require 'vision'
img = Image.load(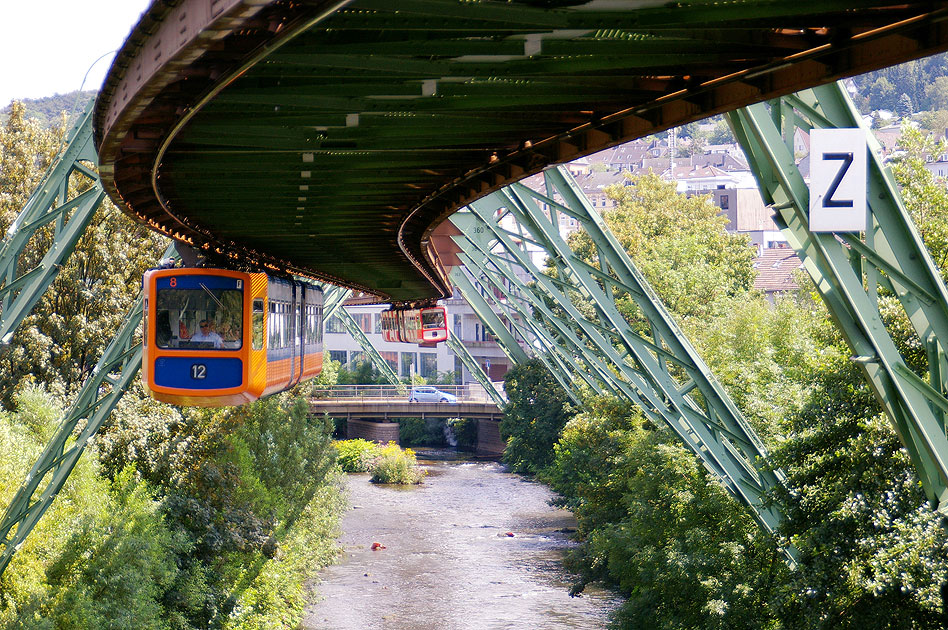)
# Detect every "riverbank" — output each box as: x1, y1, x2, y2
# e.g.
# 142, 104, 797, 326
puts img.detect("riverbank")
302, 454, 619, 630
